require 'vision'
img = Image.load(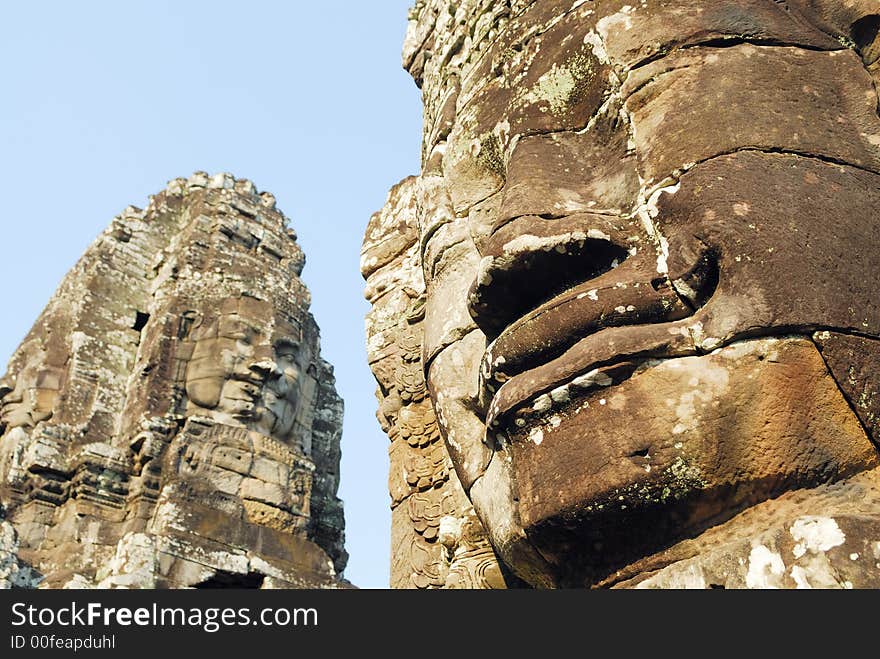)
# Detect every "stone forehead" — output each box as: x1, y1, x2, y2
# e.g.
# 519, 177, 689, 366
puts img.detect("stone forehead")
189, 306, 309, 348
